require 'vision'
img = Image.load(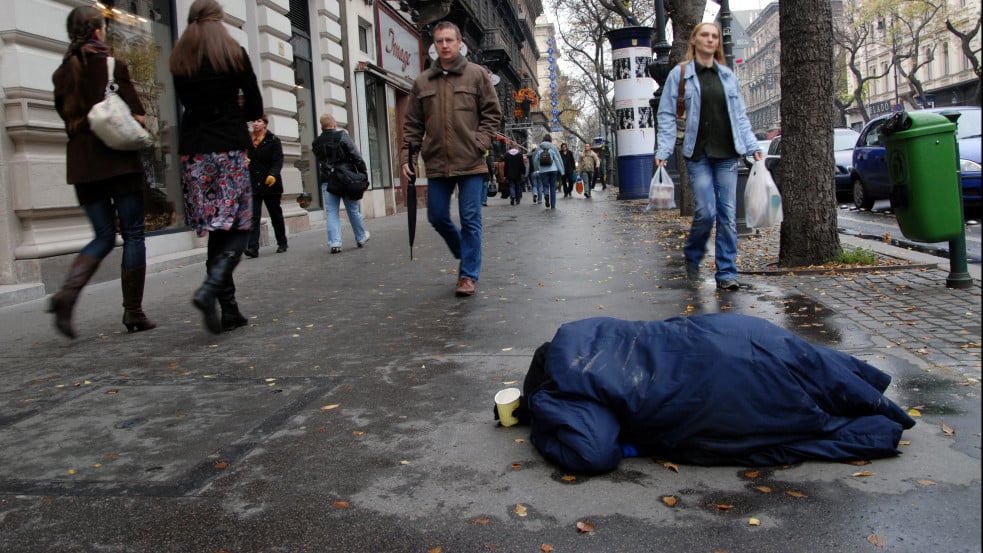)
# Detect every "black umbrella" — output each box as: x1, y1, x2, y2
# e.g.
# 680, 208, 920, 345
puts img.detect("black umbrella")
406, 142, 420, 260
